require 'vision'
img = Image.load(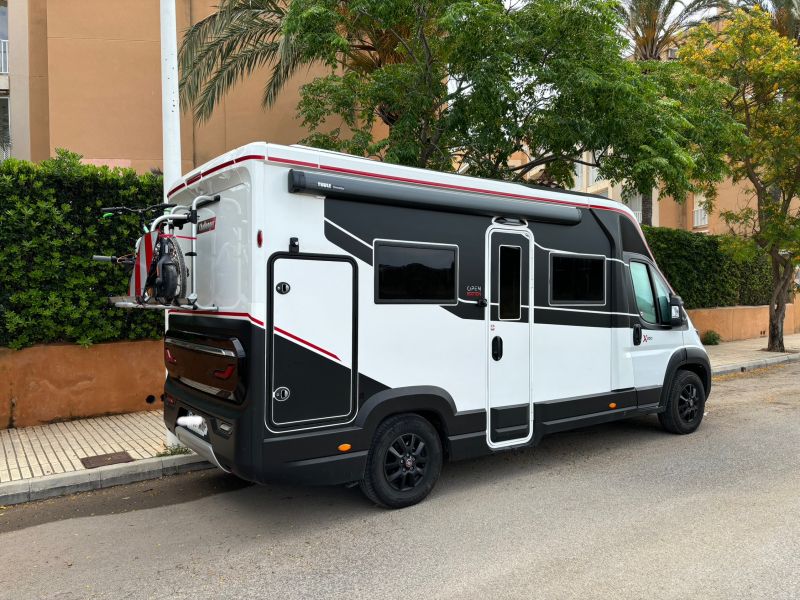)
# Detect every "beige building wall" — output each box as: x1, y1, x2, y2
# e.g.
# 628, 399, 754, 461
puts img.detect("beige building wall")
9, 0, 326, 175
